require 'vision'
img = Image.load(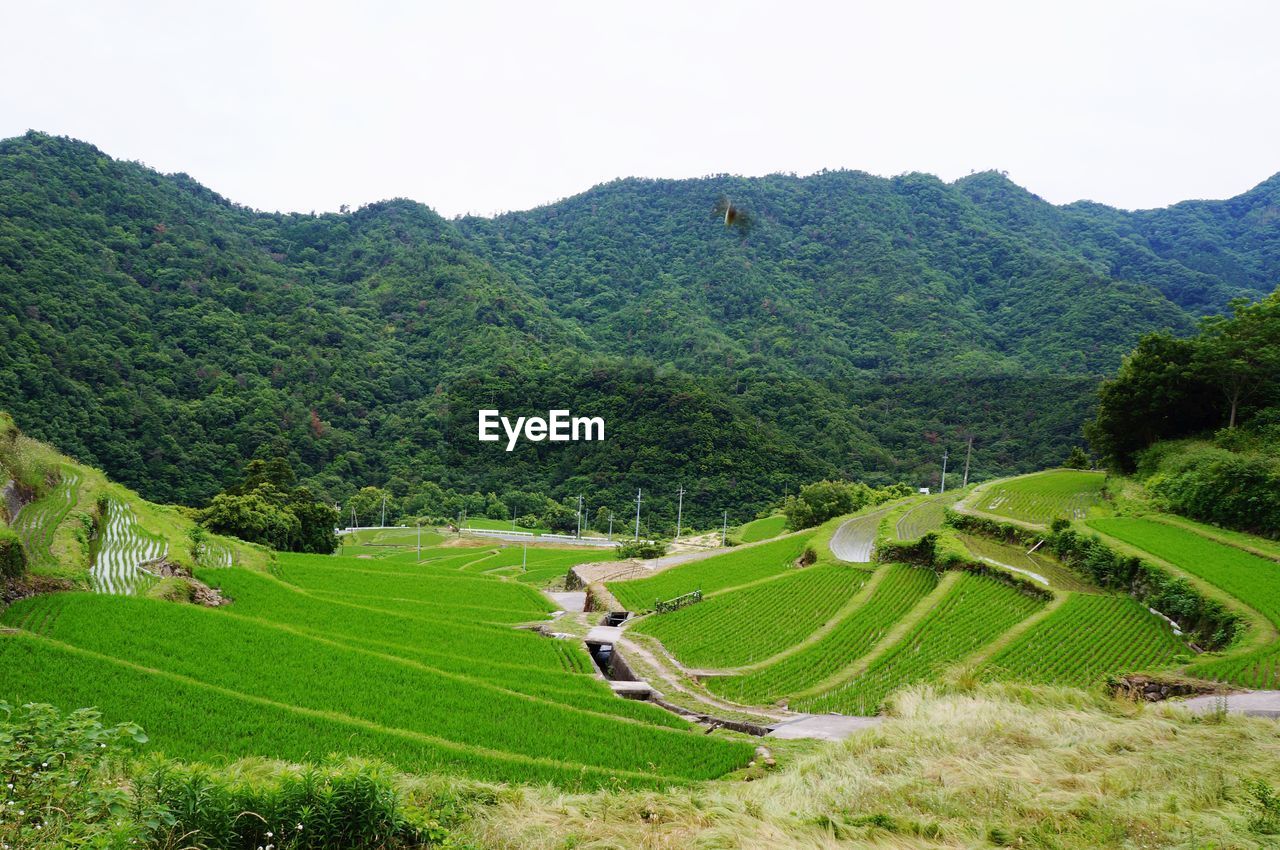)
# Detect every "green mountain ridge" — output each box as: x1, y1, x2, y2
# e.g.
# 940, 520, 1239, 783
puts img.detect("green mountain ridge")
1, 130, 1276, 525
